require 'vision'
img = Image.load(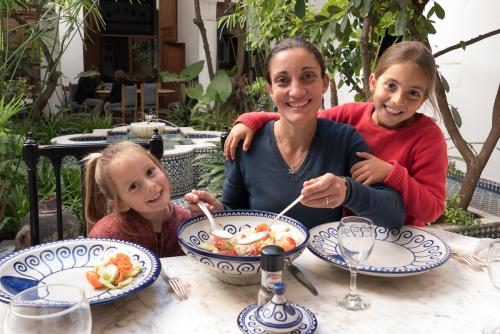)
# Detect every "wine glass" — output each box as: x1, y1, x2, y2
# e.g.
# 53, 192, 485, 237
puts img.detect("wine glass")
336, 216, 375, 311
483, 239, 500, 334
3, 284, 92, 334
